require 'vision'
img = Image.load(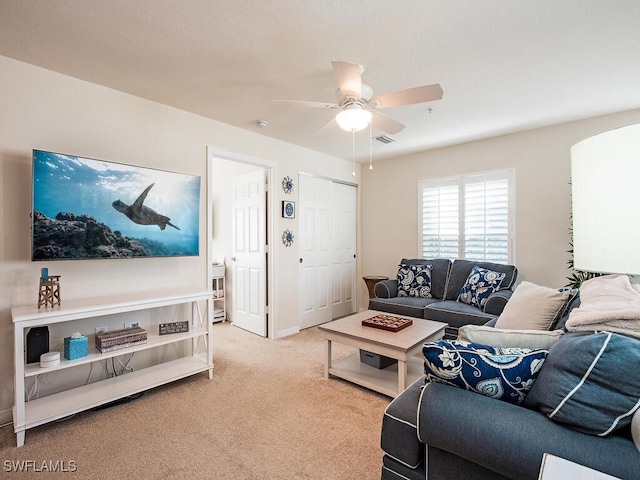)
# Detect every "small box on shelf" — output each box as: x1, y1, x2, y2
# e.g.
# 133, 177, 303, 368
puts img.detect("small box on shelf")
359, 349, 397, 369
95, 327, 147, 353
63, 335, 88, 360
